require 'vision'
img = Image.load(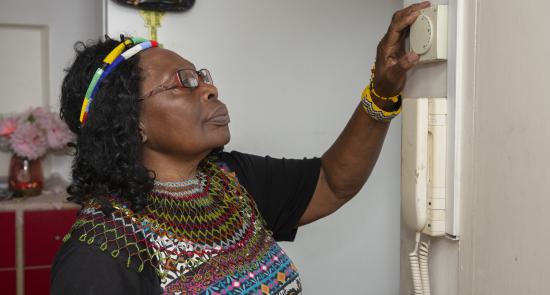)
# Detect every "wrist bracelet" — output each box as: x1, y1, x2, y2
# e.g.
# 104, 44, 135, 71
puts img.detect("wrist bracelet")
360, 84, 401, 122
